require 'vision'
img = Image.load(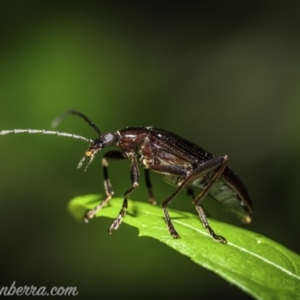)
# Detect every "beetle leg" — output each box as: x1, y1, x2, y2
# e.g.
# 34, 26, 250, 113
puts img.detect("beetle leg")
191, 155, 228, 205
187, 188, 211, 217
156, 156, 228, 242
108, 156, 140, 234
161, 185, 187, 238
195, 205, 227, 244
146, 164, 188, 238
84, 150, 125, 222
188, 155, 228, 243
145, 169, 157, 205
